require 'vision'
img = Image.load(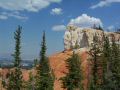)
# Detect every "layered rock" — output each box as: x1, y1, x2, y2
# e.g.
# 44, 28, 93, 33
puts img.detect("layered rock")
64, 25, 120, 50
